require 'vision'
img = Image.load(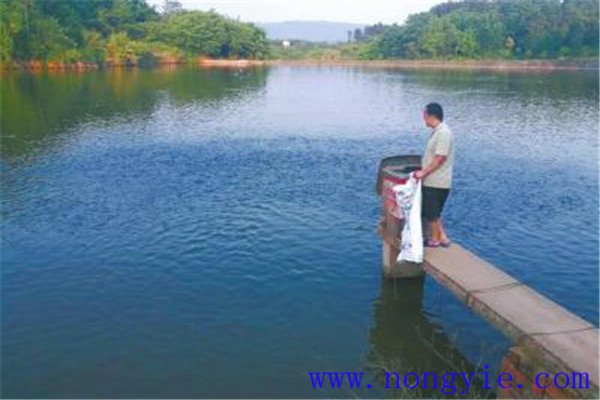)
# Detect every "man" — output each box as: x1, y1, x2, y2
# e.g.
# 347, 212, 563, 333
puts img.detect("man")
414, 103, 455, 248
